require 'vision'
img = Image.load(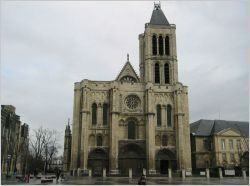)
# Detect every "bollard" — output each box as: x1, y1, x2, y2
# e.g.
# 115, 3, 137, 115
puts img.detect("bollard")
206, 168, 210, 178
73, 169, 76, 176
129, 168, 132, 179
168, 168, 172, 179
88, 169, 92, 177
77, 168, 81, 176
182, 169, 185, 179
103, 168, 106, 178
143, 168, 146, 177
219, 168, 223, 179
242, 170, 246, 179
